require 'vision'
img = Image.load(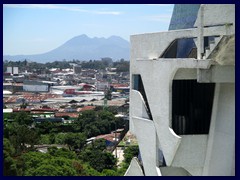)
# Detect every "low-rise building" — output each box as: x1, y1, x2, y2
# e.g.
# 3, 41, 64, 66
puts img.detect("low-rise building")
23, 80, 49, 92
